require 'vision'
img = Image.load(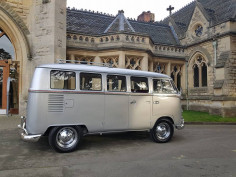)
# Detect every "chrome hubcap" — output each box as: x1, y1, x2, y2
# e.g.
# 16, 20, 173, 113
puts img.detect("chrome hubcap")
156, 123, 170, 140
56, 127, 78, 148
